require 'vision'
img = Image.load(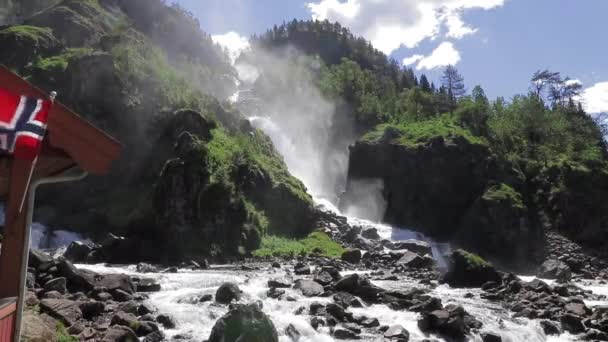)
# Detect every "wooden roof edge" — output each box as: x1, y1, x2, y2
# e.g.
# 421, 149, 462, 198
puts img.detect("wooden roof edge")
0, 65, 122, 175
